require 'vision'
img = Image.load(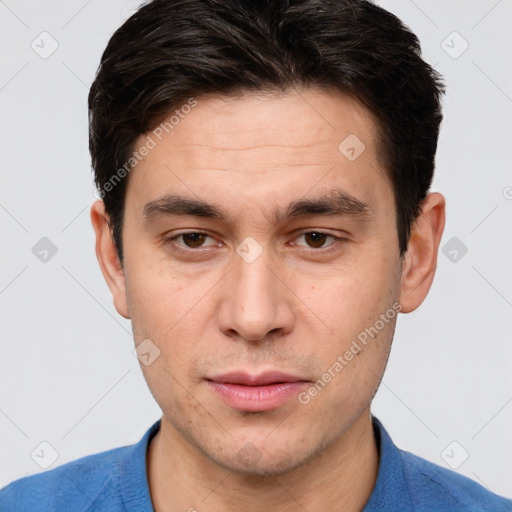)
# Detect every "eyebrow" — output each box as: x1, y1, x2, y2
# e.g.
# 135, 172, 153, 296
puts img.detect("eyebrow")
142, 188, 373, 225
